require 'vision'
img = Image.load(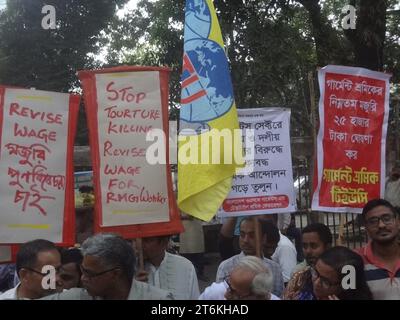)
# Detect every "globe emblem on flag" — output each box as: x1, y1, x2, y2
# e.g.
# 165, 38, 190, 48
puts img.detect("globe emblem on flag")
184, 0, 211, 39
180, 39, 234, 135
